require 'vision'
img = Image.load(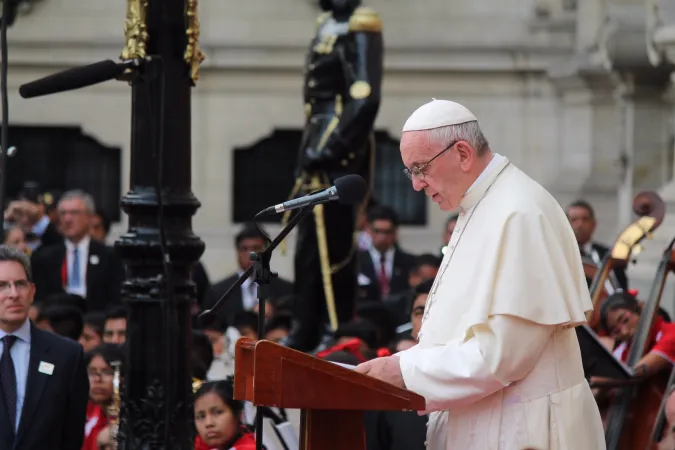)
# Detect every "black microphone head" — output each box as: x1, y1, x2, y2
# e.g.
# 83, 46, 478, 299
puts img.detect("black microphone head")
198, 309, 218, 326
19, 60, 125, 99
334, 174, 367, 205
